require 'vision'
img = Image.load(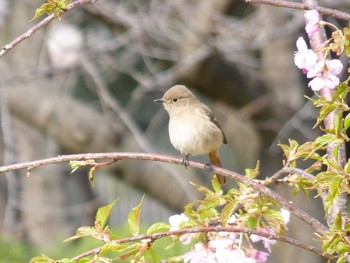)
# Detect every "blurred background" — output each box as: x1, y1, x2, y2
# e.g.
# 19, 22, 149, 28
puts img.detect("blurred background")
0, 0, 349, 261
